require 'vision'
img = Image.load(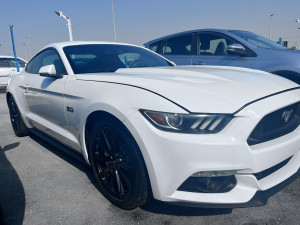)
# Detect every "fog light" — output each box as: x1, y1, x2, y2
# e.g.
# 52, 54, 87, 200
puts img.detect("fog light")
192, 170, 238, 177
178, 175, 237, 193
